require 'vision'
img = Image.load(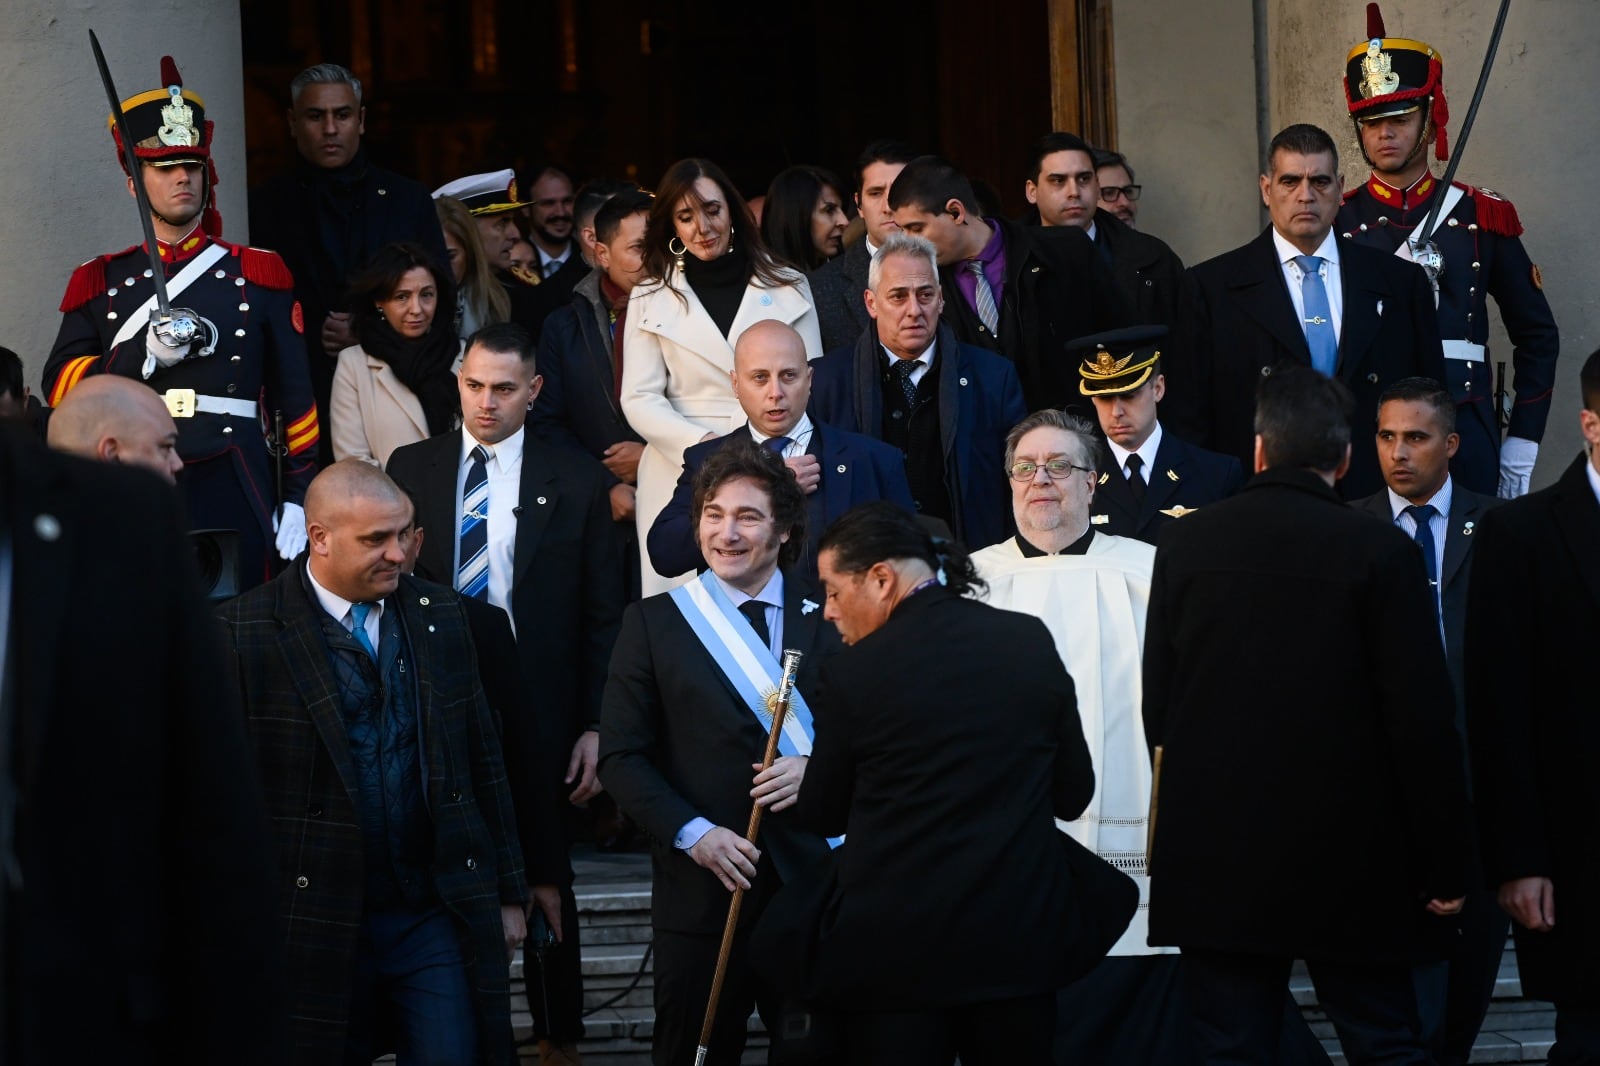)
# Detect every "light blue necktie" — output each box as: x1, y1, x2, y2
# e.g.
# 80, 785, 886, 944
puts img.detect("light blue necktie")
1294, 255, 1338, 376
348, 602, 377, 659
